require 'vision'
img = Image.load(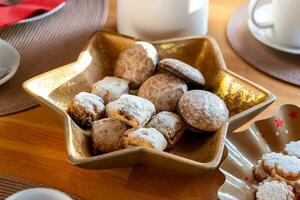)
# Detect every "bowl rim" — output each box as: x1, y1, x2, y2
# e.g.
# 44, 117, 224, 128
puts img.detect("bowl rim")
23, 30, 276, 171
